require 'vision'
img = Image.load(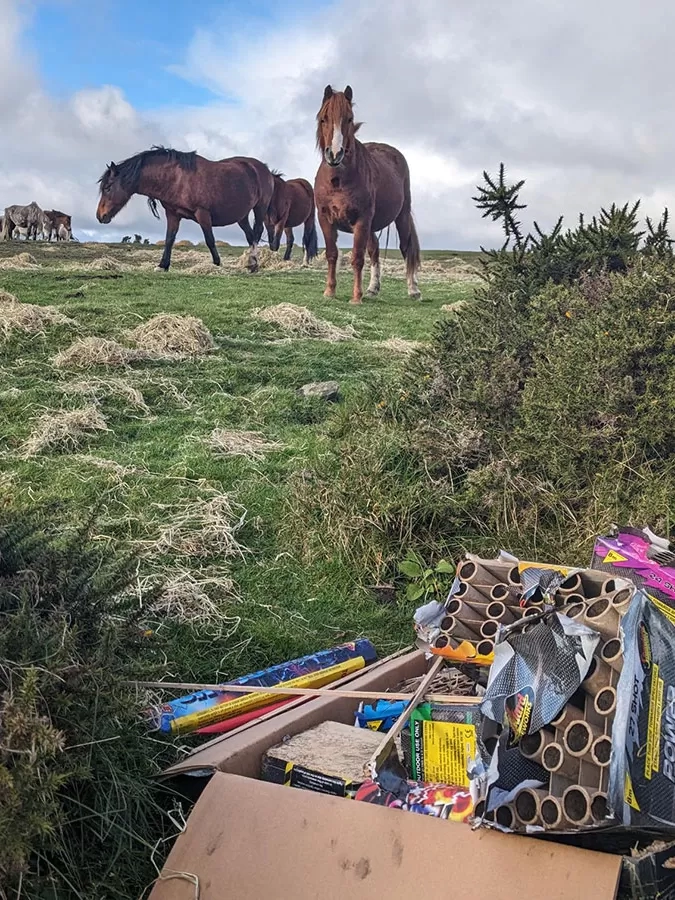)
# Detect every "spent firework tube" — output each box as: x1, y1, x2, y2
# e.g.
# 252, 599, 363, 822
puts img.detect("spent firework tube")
150, 639, 377, 734
196, 699, 293, 735
355, 699, 410, 732
169, 656, 368, 735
